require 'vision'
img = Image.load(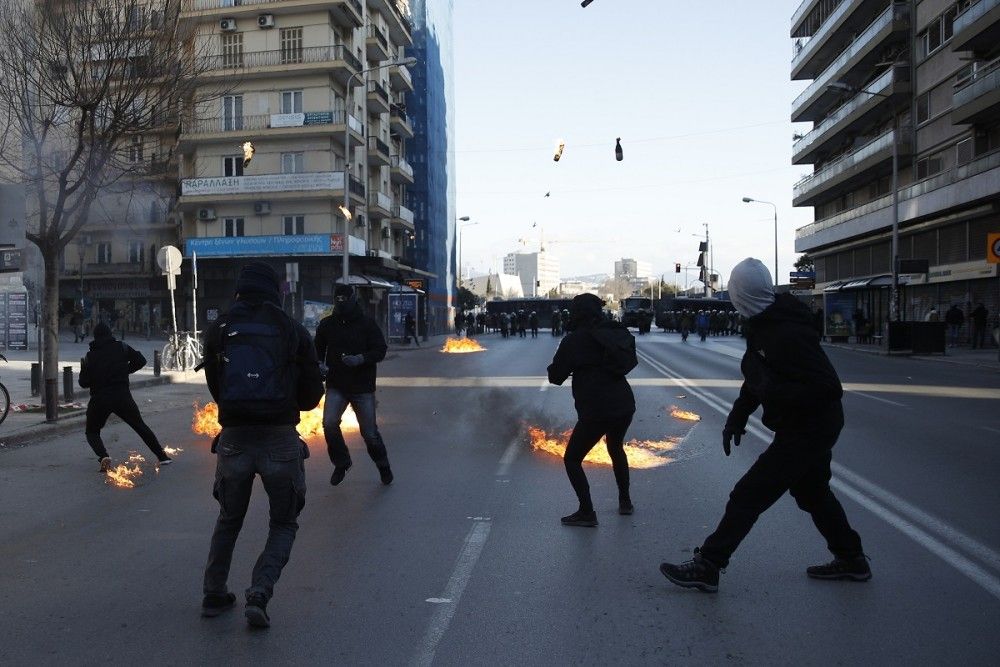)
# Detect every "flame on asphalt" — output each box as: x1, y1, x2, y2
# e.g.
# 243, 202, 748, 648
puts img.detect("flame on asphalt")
192, 397, 359, 439
106, 452, 146, 489
440, 337, 486, 353
669, 406, 701, 421
526, 426, 678, 469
